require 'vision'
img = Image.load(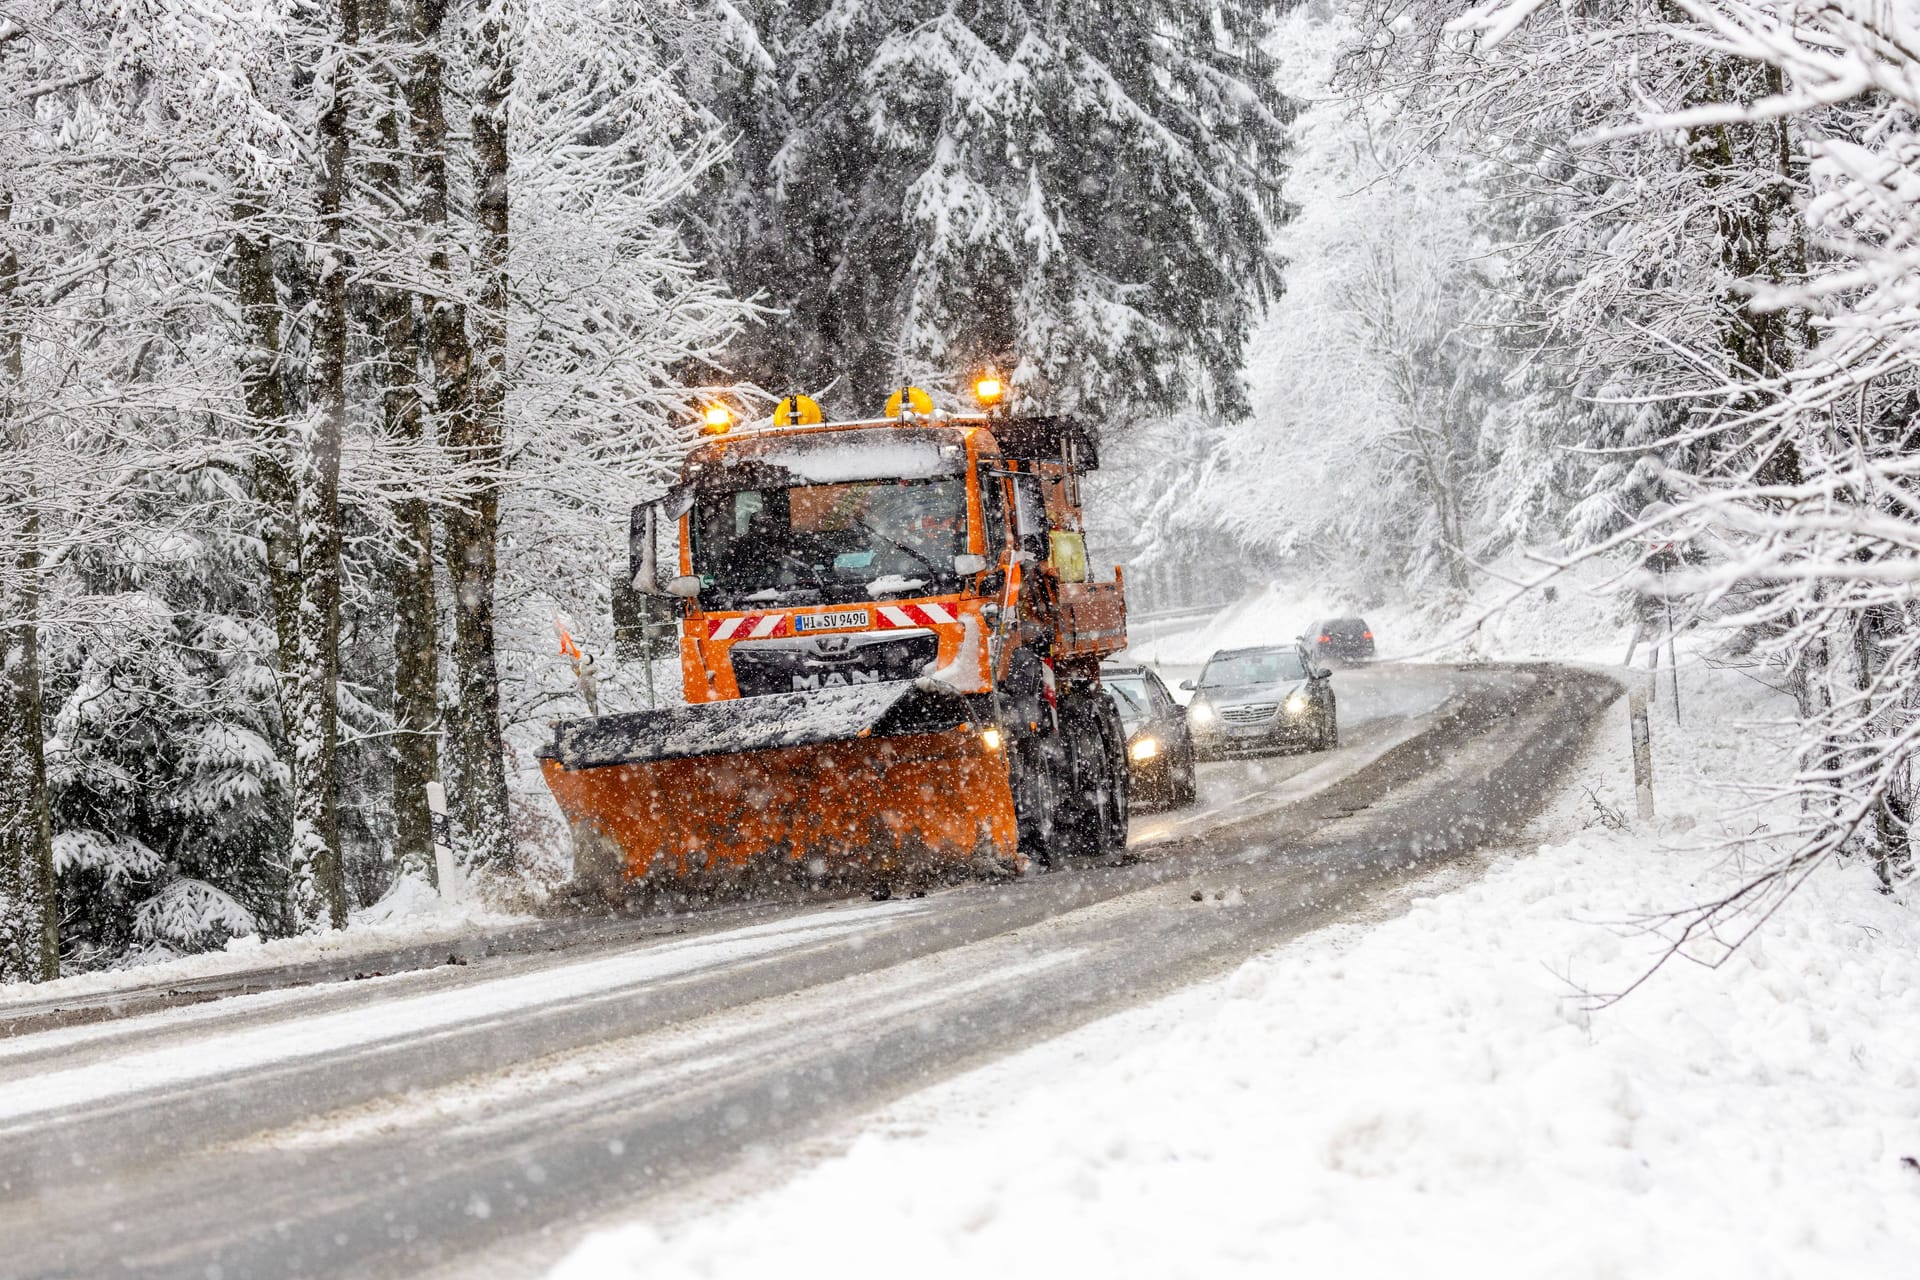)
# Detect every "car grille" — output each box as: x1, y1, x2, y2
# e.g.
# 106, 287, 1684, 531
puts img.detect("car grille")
1219, 702, 1278, 726
729, 630, 938, 698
